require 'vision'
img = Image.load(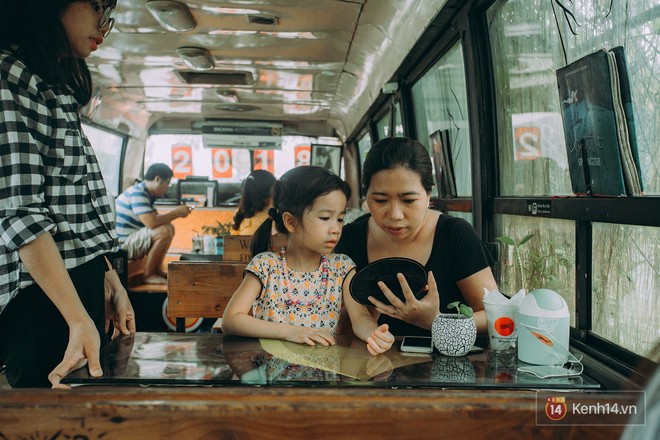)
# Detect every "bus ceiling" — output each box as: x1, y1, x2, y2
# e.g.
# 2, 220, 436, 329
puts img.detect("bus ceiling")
82, 0, 444, 140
